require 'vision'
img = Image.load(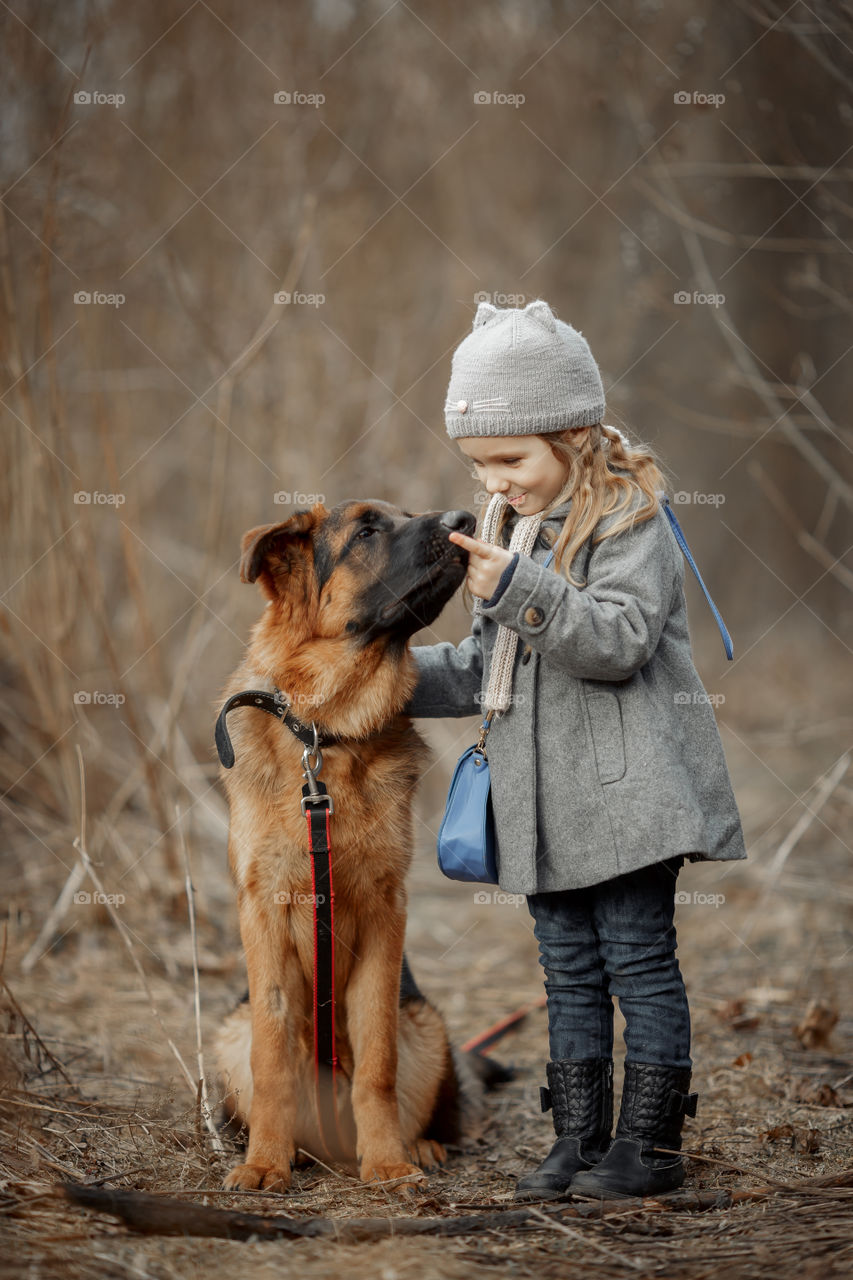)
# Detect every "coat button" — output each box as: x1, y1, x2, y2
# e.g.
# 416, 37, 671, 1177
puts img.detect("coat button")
524, 605, 544, 626
521, 647, 532, 664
